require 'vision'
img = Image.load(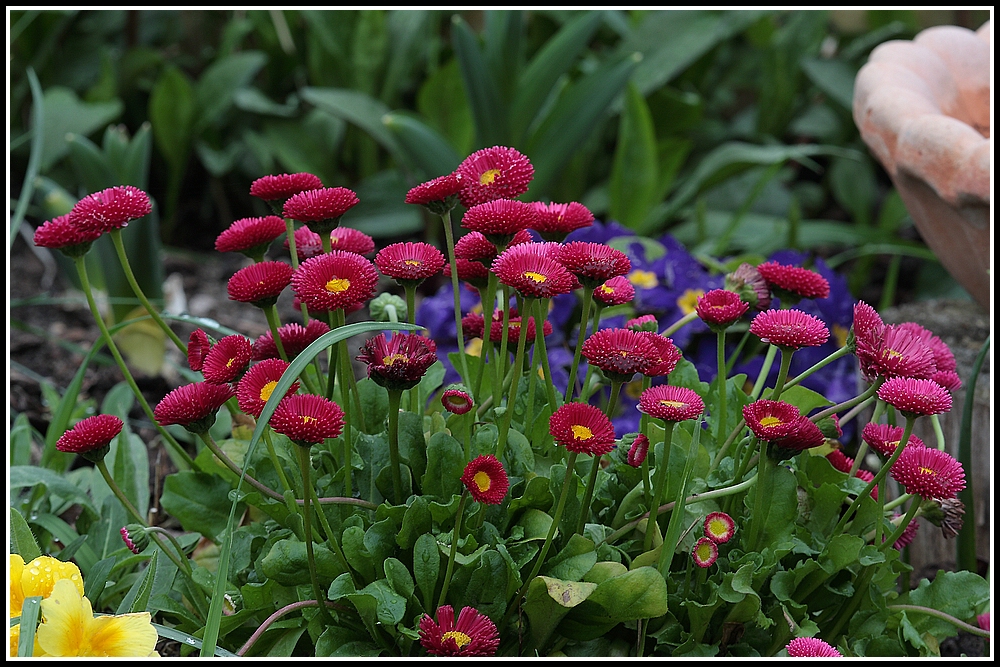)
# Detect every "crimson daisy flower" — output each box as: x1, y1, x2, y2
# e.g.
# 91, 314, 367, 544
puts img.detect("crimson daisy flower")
376, 242, 446, 286
188, 329, 214, 371
592, 276, 635, 306
55, 414, 124, 461
461, 199, 538, 248
931, 369, 962, 393
891, 447, 965, 499
201, 335, 253, 384
331, 226, 376, 255
639, 332, 682, 377
725, 262, 771, 311
852, 300, 885, 382
489, 312, 552, 347
892, 514, 920, 550
816, 413, 842, 440
461, 312, 486, 340
283, 187, 360, 234
443, 257, 491, 289
556, 242, 631, 289
696, 289, 749, 330
756, 260, 830, 303
357, 333, 438, 392
441, 385, 474, 415
291, 251, 379, 312
456, 145, 534, 207
405, 172, 463, 215
454, 231, 500, 265
237, 359, 301, 418
826, 448, 854, 474
530, 201, 594, 241
418, 605, 500, 657
771, 415, 826, 454
749, 309, 829, 350
252, 320, 331, 361
626, 314, 659, 332
897, 321, 957, 372
250, 172, 323, 204
69, 185, 152, 235
785, 637, 842, 657
492, 245, 575, 299
638, 385, 705, 422
871, 325, 937, 380
460, 455, 509, 504
581, 328, 658, 383
742, 400, 800, 441
877, 377, 953, 418
33, 214, 103, 257
692, 537, 718, 568
120, 525, 148, 555
227, 261, 294, 308
270, 394, 345, 447
550, 403, 616, 455
704, 512, 736, 544
154, 382, 236, 434
861, 422, 925, 457
286, 226, 324, 261
627, 433, 649, 467
215, 216, 287, 260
